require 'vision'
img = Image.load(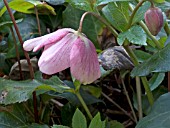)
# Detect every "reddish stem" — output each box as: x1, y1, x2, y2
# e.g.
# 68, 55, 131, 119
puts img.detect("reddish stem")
10, 27, 23, 80
3, 0, 39, 123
